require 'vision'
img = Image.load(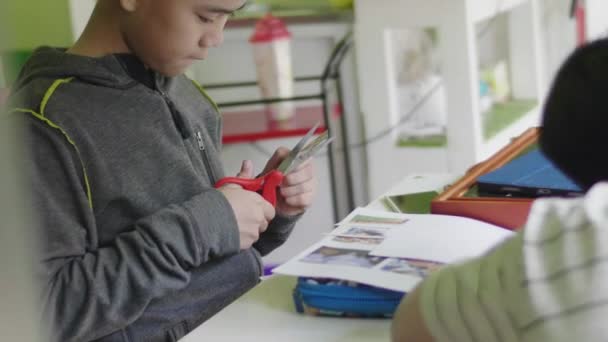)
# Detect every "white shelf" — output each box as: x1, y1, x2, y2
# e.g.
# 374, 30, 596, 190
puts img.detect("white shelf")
470, 0, 531, 23
354, 0, 544, 197
586, 0, 608, 40
481, 105, 541, 161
